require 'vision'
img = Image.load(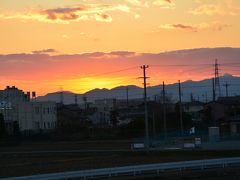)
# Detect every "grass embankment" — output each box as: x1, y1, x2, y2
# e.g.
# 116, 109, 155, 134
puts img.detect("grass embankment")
1, 141, 240, 178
